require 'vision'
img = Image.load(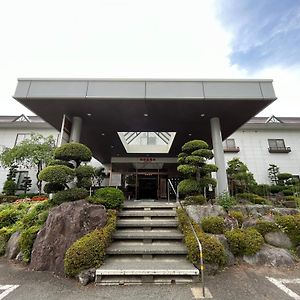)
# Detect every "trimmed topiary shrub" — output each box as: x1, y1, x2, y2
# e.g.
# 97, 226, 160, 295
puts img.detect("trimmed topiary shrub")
43, 183, 65, 194
201, 216, 225, 234
228, 211, 244, 227
182, 140, 209, 153
178, 179, 201, 197
225, 228, 264, 256
236, 193, 266, 204
275, 214, 300, 246
177, 208, 226, 266
254, 220, 280, 236
2, 179, 17, 196
54, 142, 92, 167
191, 149, 214, 159
184, 195, 206, 205
77, 177, 92, 189
177, 165, 197, 176
51, 188, 89, 205
64, 210, 117, 277
93, 187, 125, 209
38, 165, 75, 184
76, 165, 94, 179
47, 159, 75, 168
